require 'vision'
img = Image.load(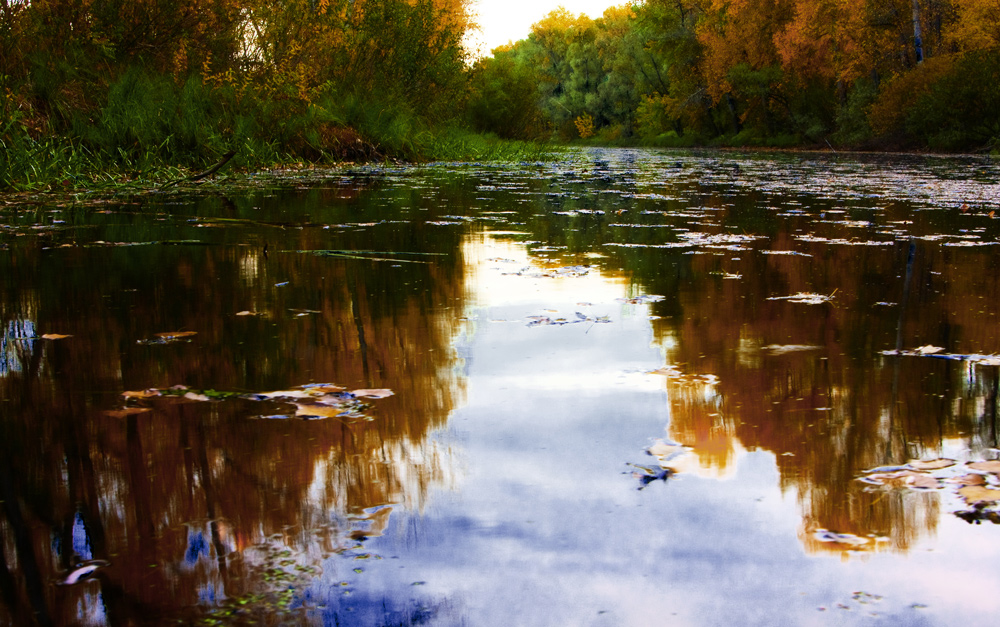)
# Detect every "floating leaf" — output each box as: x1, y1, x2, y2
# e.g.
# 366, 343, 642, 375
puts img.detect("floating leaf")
648, 442, 686, 459
235, 310, 257, 316
908, 458, 956, 471
957, 486, 1000, 504
915, 345, 945, 355
294, 403, 348, 419
813, 529, 871, 546
968, 460, 1000, 474
858, 470, 939, 489
58, 560, 109, 585
351, 389, 394, 399
41, 333, 73, 340
766, 292, 833, 305
122, 389, 161, 399
948, 474, 987, 486
183, 392, 212, 402
617, 294, 664, 305
155, 331, 197, 339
